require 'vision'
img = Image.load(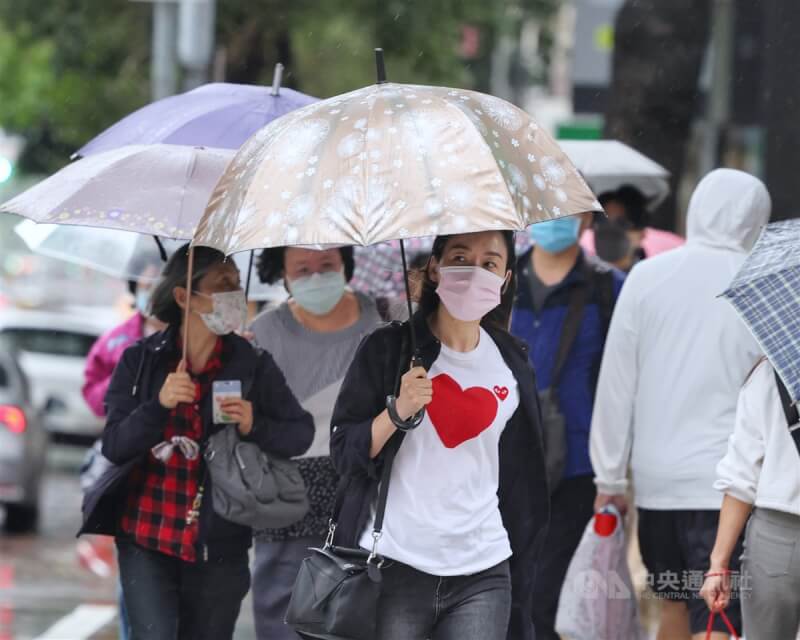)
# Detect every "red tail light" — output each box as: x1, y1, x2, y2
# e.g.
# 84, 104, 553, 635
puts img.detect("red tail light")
0, 405, 26, 434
